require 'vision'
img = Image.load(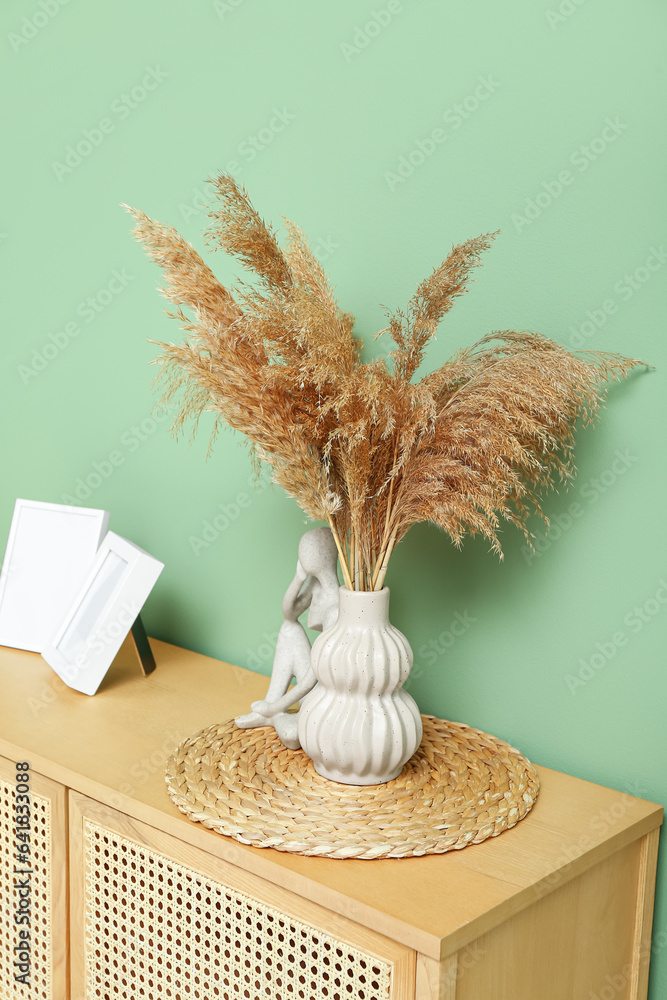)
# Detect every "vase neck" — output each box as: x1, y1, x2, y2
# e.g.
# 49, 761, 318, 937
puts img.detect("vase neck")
337, 587, 391, 627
